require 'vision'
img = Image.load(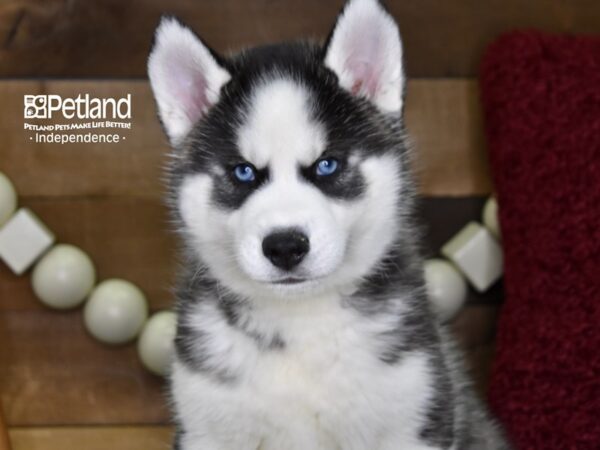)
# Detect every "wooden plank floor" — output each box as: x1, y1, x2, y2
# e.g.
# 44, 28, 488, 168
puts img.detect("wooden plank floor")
0, 78, 502, 447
